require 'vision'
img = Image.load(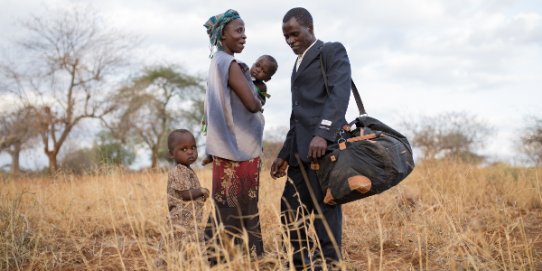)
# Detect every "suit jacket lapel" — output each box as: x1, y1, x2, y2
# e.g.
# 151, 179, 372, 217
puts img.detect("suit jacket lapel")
291, 40, 324, 84
291, 62, 296, 85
